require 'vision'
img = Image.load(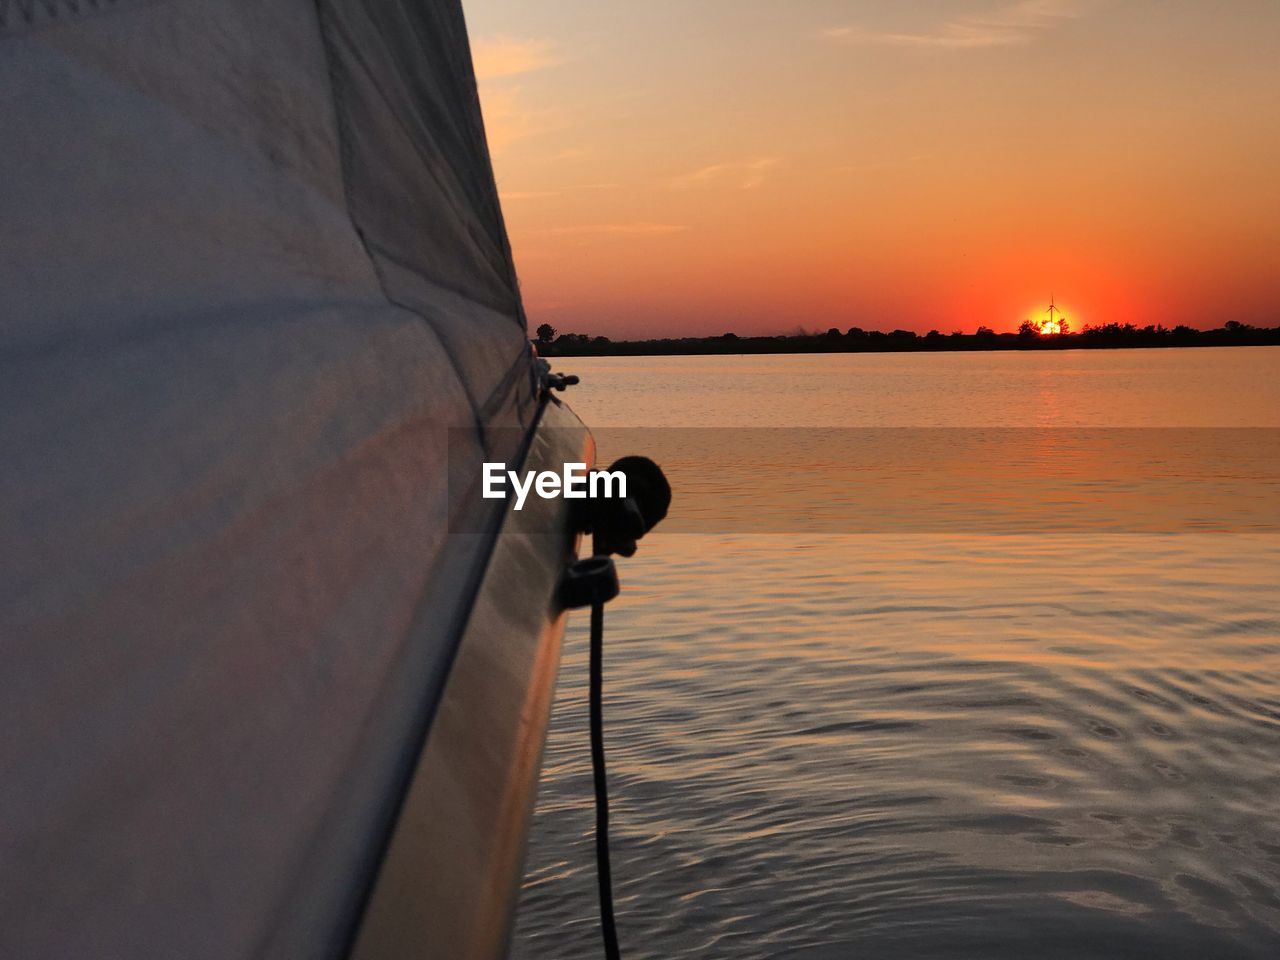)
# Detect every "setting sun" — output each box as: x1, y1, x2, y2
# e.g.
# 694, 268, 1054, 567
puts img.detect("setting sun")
1027, 296, 1072, 335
